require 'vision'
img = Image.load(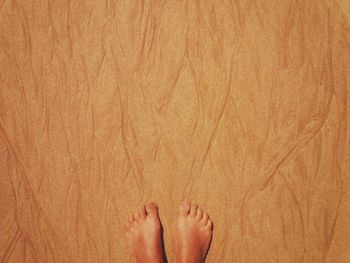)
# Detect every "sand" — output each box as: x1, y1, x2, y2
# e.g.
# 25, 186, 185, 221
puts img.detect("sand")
0, 0, 350, 262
